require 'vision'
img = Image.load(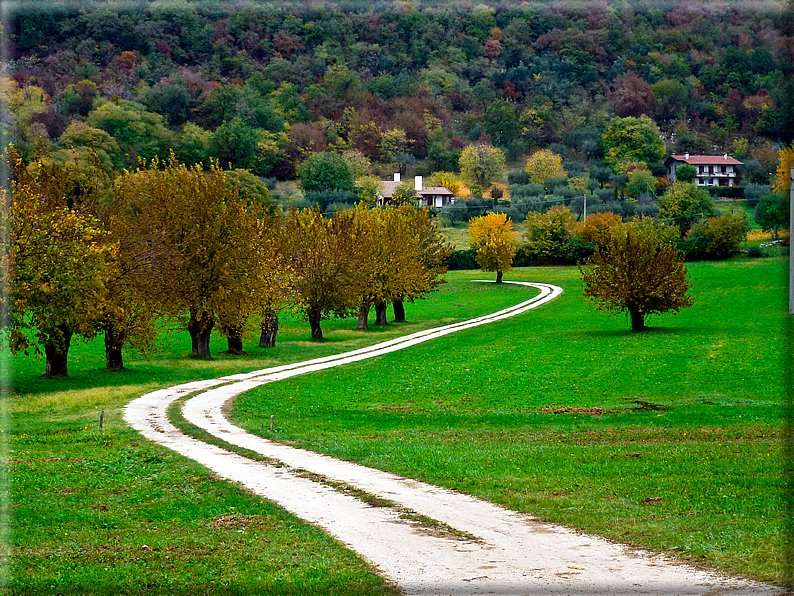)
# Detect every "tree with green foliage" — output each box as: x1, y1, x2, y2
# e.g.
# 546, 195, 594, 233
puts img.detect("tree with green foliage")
675, 164, 696, 183
459, 143, 506, 187
657, 181, 716, 234
625, 168, 656, 199
602, 115, 665, 173
754, 192, 789, 240
208, 117, 259, 170
580, 218, 693, 332
298, 151, 355, 194
482, 100, 519, 145
468, 212, 516, 283
523, 206, 578, 262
